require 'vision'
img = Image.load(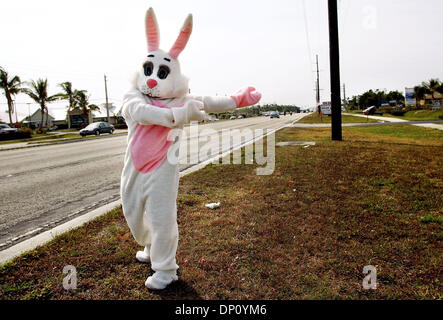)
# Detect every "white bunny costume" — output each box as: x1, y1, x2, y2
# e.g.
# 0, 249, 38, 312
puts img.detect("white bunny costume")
121, 8, 261, 290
